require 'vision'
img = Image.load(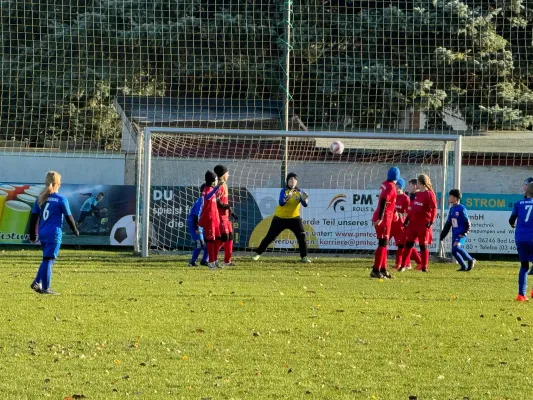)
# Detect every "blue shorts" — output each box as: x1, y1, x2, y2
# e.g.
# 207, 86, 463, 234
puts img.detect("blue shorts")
516, 241, 533, 262
41, 242, 61, 259
452, 236, 467, 246
189, 225, 204, 242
